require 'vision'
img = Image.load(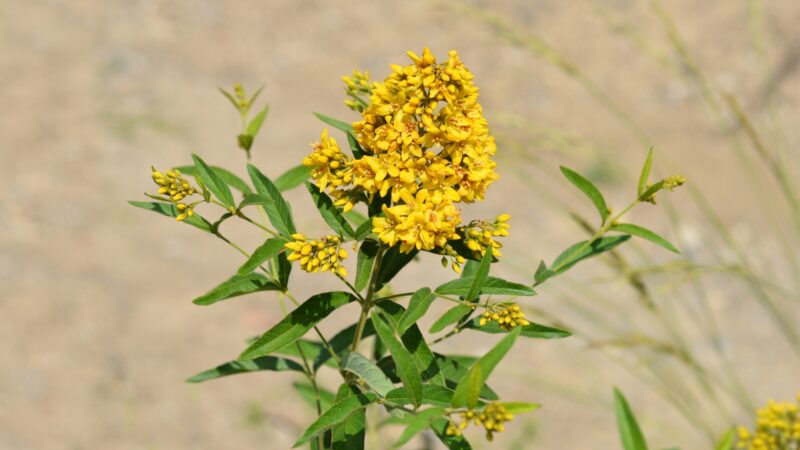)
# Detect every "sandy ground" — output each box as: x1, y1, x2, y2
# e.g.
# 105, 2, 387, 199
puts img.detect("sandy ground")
2, 0, 800, 449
